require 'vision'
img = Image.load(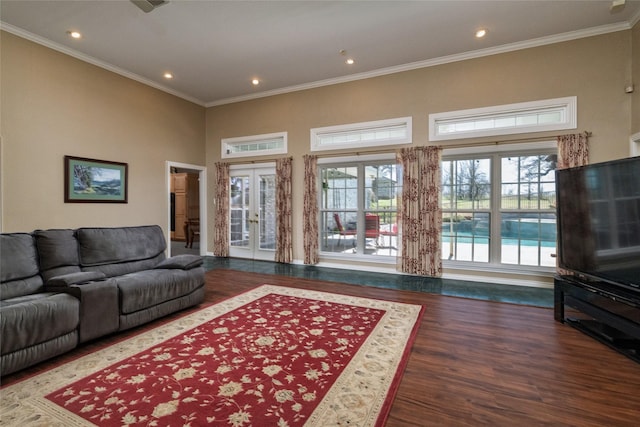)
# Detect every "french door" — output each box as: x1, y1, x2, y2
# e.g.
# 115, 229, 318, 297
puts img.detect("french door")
229, 166, 277, 260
